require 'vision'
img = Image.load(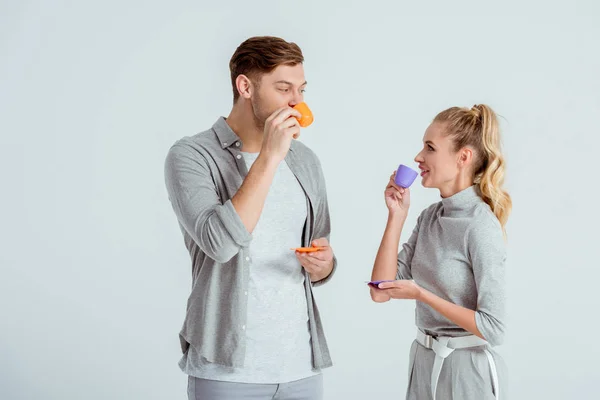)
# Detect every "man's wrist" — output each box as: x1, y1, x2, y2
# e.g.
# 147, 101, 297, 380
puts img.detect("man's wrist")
256, 152, 280, 172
